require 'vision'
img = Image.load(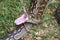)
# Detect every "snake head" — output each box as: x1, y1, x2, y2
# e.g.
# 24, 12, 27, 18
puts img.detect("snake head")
14, 6, 28, 25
